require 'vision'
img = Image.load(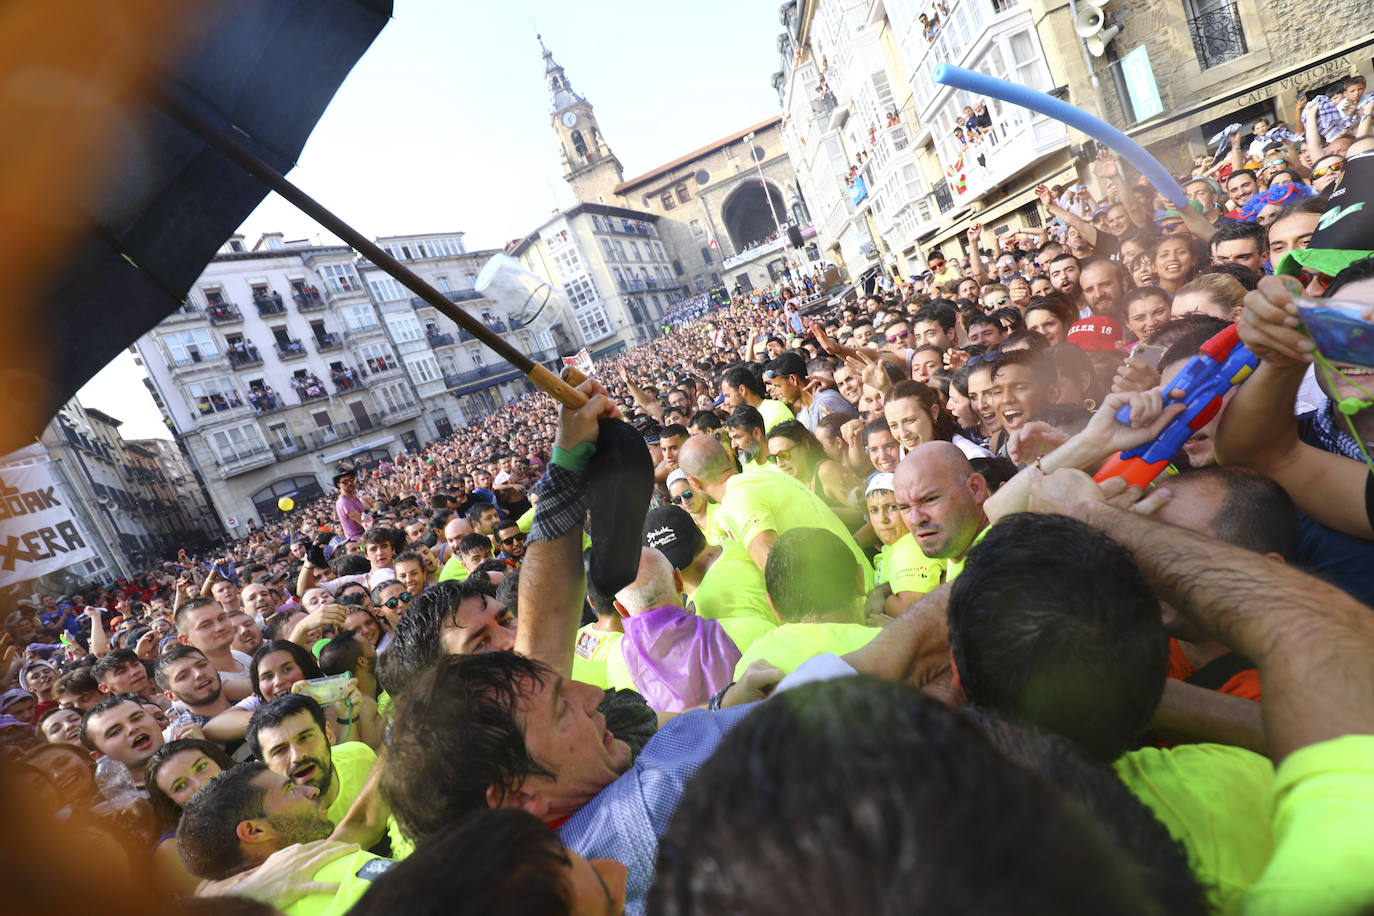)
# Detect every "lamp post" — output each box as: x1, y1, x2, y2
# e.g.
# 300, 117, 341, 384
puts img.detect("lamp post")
743, 131, 793, 287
